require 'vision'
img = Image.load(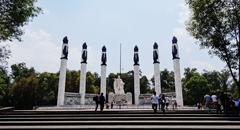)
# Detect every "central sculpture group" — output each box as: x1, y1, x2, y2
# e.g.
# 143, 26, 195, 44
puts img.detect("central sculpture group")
57, 36, 183, 107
